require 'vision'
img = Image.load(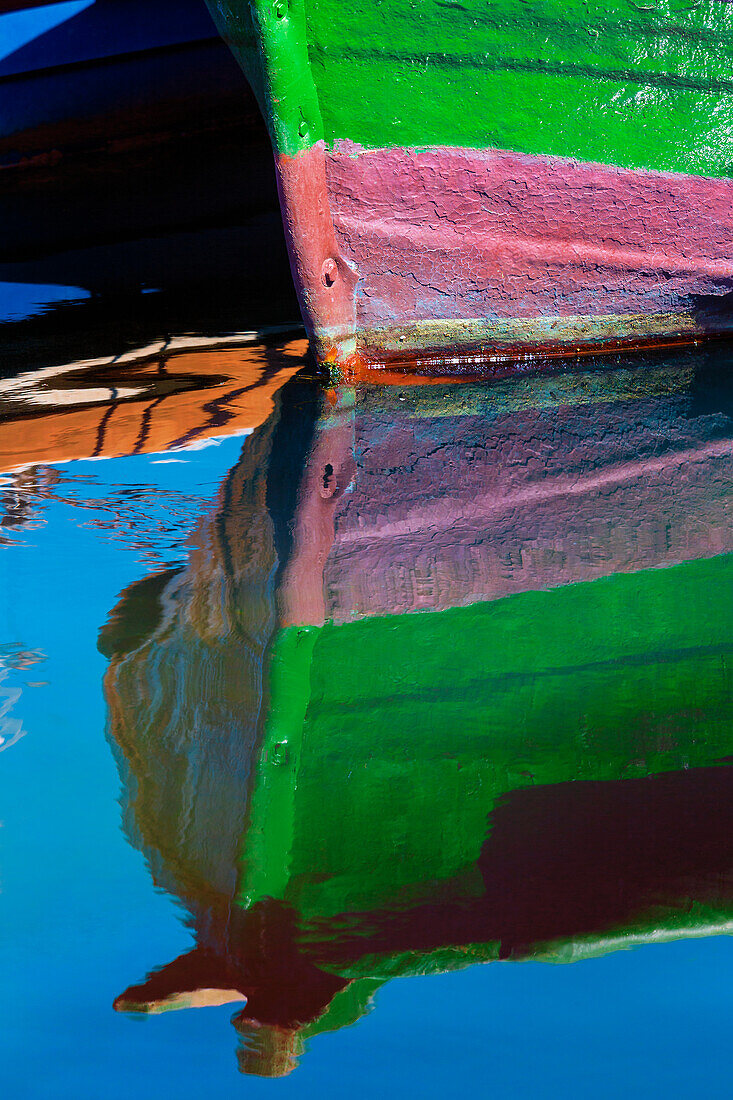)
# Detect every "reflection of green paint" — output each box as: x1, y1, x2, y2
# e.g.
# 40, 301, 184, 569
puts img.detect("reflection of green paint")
333, 907, 733, 982
237, 625, 317, 906
211, 0, 733, 175
300, 978, 385, 1041
238, 552, 733, 928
